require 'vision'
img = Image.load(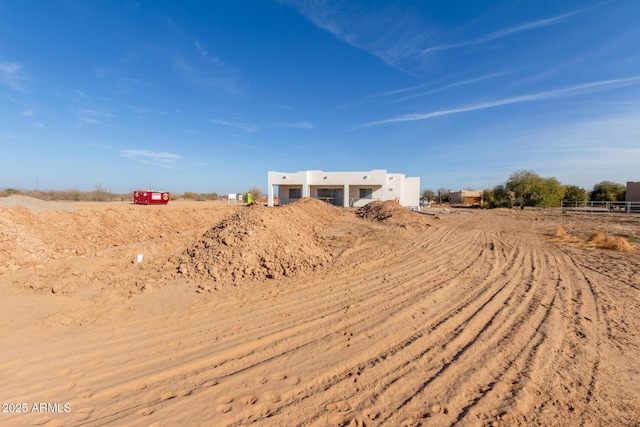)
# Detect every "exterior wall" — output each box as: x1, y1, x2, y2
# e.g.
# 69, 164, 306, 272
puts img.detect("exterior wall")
402, 177, 420, 208
386, 173, 403, 203
449, 191, 461, 204
450, 190, 484, 205
278, 185, 303, 205
267, 170, 420, 208
626, 182, 640, 202
348, 185, 383, 207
